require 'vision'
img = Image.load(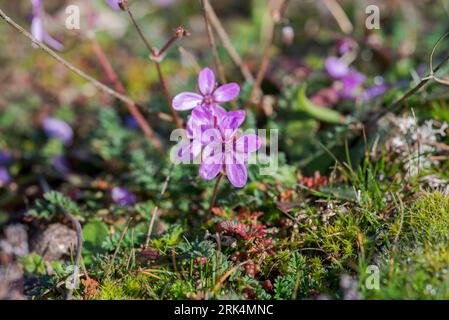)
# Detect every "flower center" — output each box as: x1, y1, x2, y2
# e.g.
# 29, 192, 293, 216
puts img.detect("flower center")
202, 95, 214, 106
